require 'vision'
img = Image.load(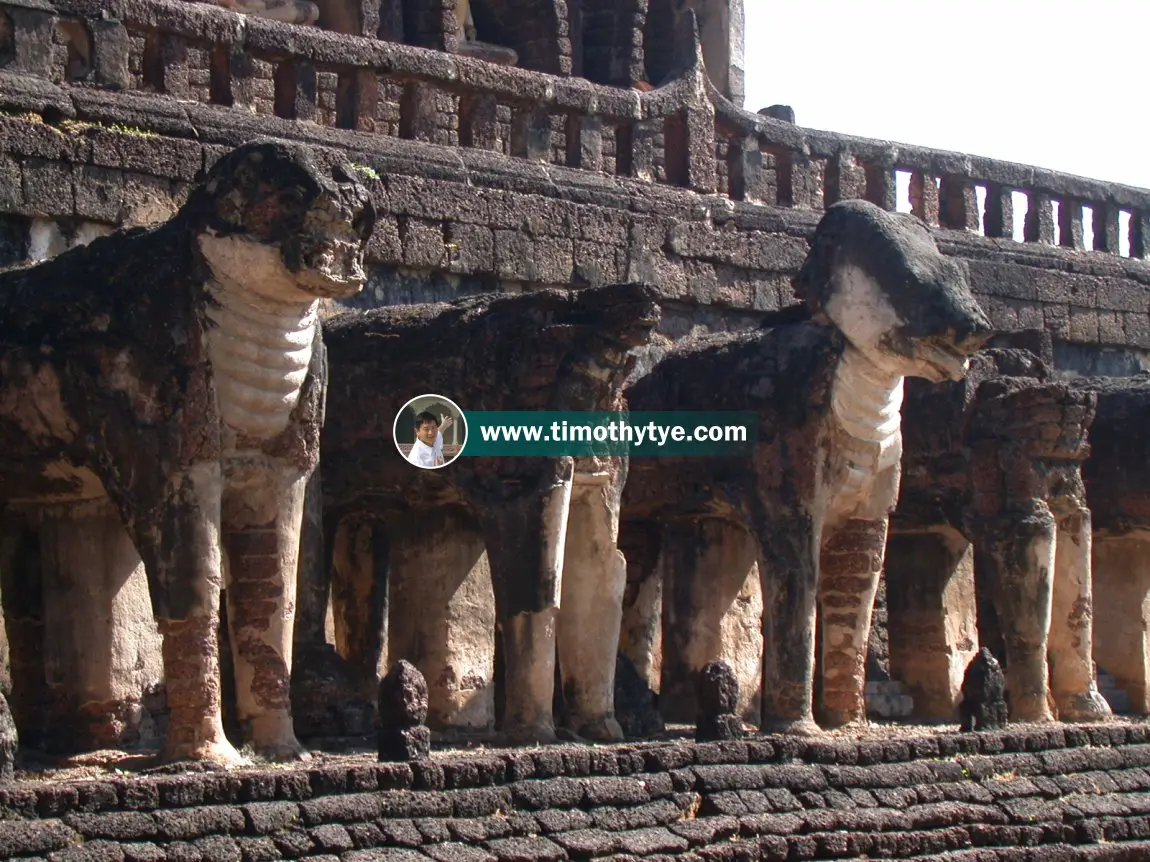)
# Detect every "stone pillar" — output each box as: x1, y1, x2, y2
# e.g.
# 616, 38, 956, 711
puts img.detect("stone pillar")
1092, 533, 1150, 713
291, 470, 374, 740
618, 522, 663, 693
387, 508, 495, 735
885, 527, 979, 721
1049, 506, 1108, 719
38, 499, 164, 752
658, 519, 759, 723
556, 474, 627, 740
